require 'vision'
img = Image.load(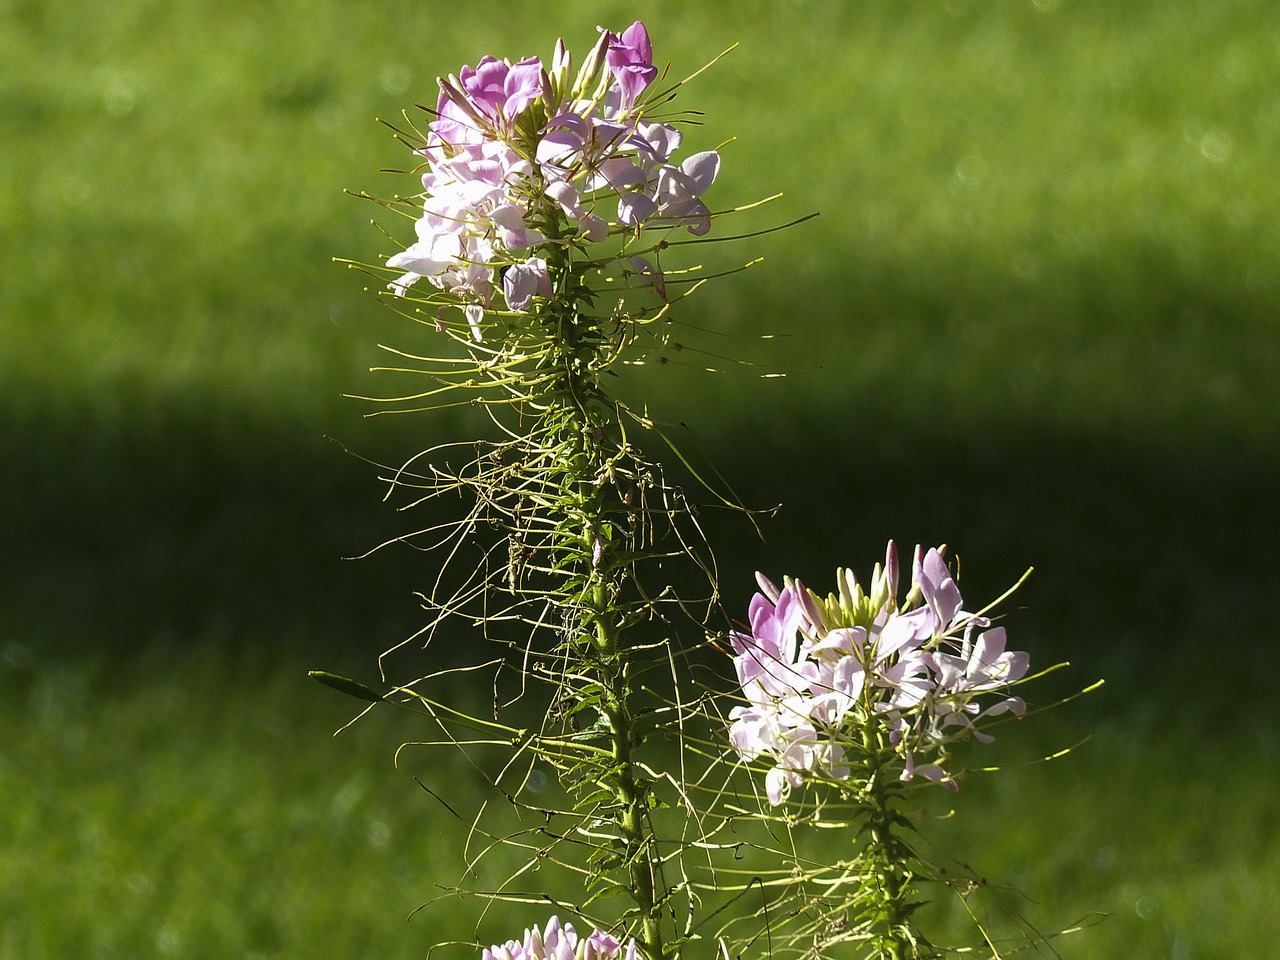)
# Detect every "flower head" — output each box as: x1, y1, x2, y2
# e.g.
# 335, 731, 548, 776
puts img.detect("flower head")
383, 22, 719, 323
435, 55, 545, 147
482, 917, 635, 960
727, 544, 1031, 804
